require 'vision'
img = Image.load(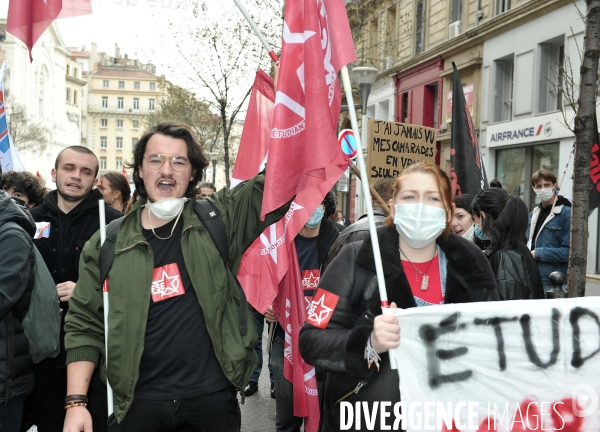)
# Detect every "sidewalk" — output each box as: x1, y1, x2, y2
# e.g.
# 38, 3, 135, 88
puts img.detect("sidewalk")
586, 277, 600, 296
